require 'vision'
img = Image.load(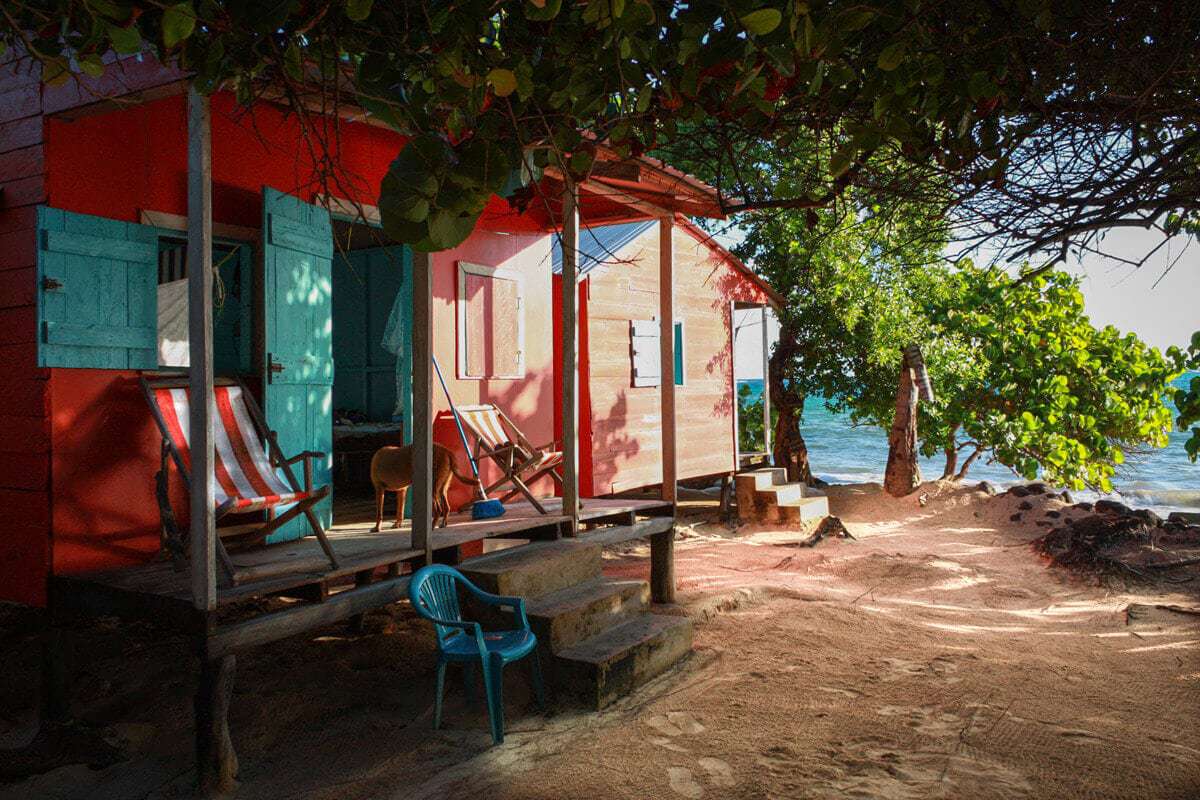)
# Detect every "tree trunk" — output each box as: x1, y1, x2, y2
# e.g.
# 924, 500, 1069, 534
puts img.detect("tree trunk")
955, 448, 982, 480
768, 316, 814, 485
941, 425, 960, 479
884, 357, 921, 497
